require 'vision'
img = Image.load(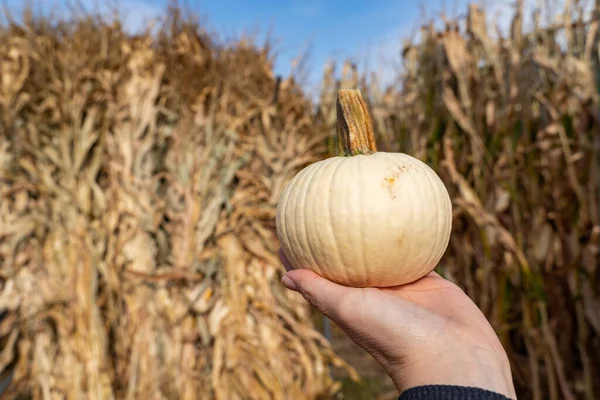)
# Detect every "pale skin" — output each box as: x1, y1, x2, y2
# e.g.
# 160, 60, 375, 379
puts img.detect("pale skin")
279, 249, 517, 399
